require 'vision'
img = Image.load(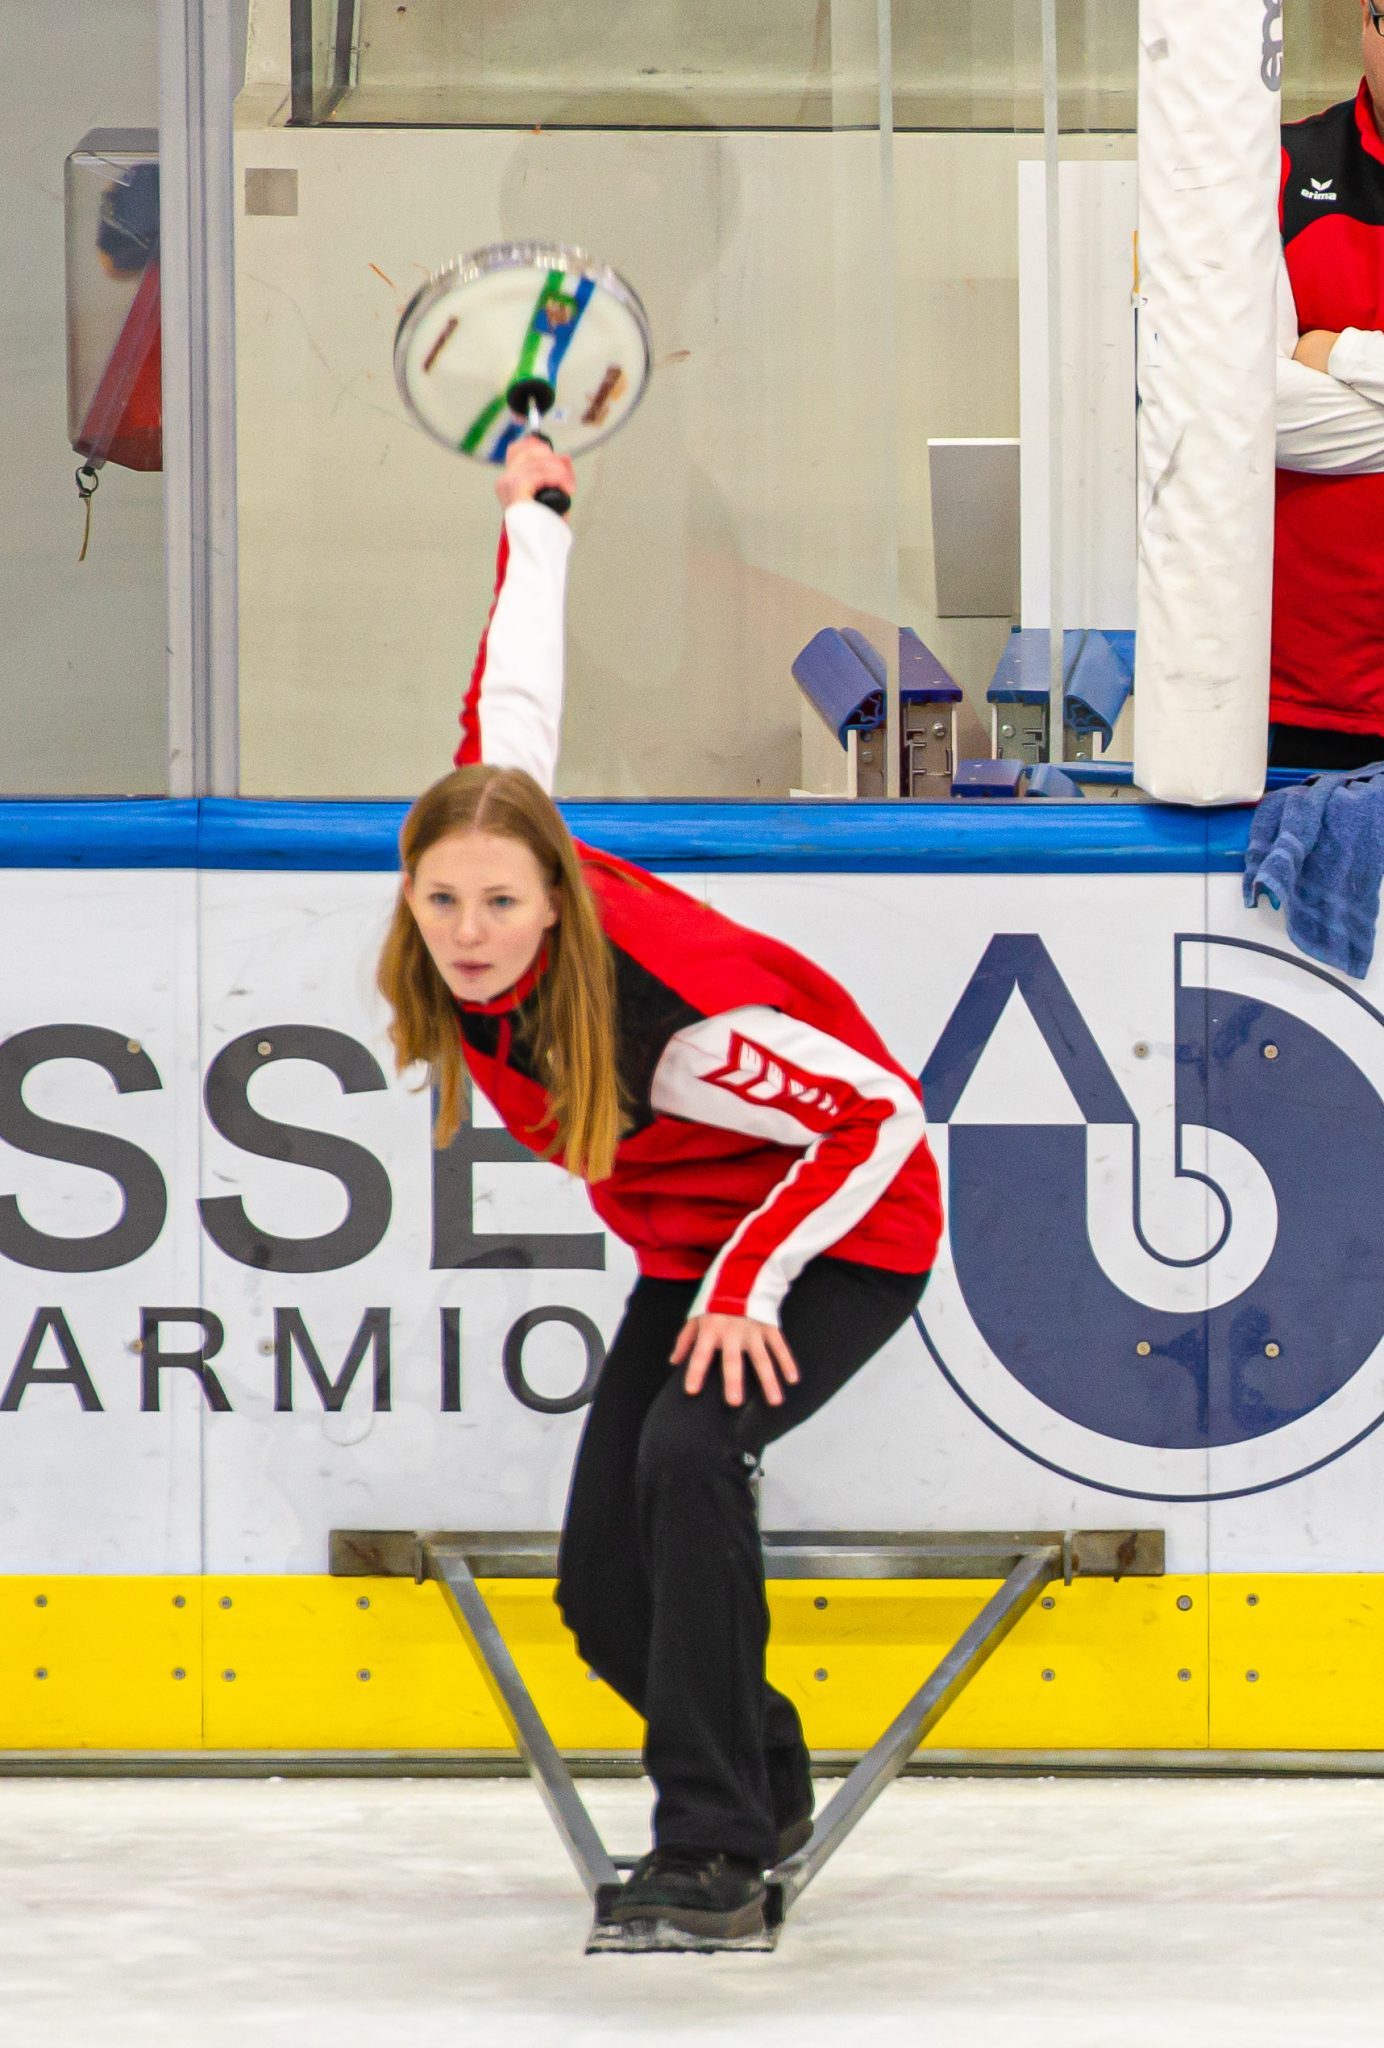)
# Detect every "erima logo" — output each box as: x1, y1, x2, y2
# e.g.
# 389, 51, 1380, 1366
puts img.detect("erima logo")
702, 1032, 855, 1129
1301, 177, 1338, 202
